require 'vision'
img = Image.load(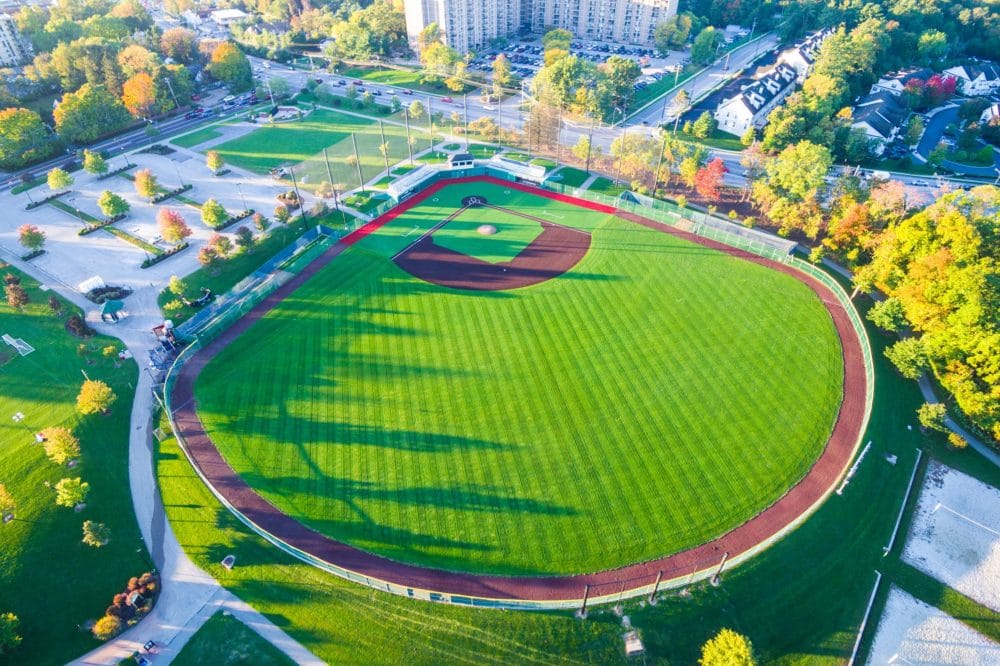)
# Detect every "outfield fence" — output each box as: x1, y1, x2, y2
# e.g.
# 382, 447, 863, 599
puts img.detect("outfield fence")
162, 169, 875, 610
